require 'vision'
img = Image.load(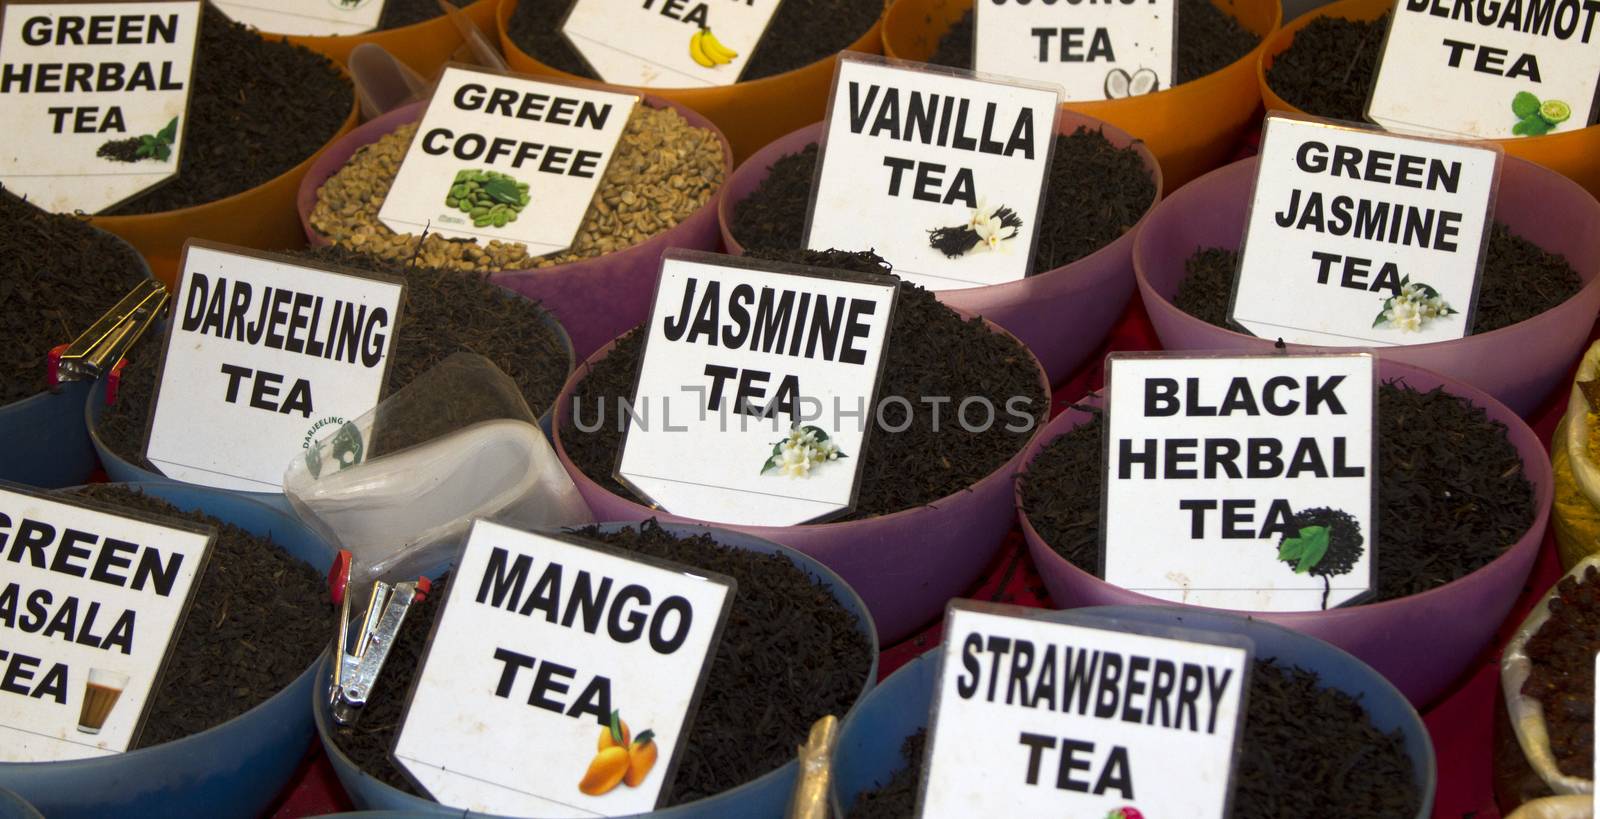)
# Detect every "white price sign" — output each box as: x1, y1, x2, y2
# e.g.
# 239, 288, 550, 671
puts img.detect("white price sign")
805, 56, 1061, 291
973, 0, 1176, 102
0, 1, 200, 214
392, 520, 734, 816
561, 0, 783, 88
213, 0, 388, 37
145, 242, 405, 492
0, 485, 213, 762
